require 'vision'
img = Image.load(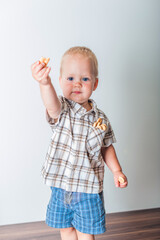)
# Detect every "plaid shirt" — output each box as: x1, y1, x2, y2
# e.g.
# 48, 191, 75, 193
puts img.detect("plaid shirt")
41, 96, 116, 193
